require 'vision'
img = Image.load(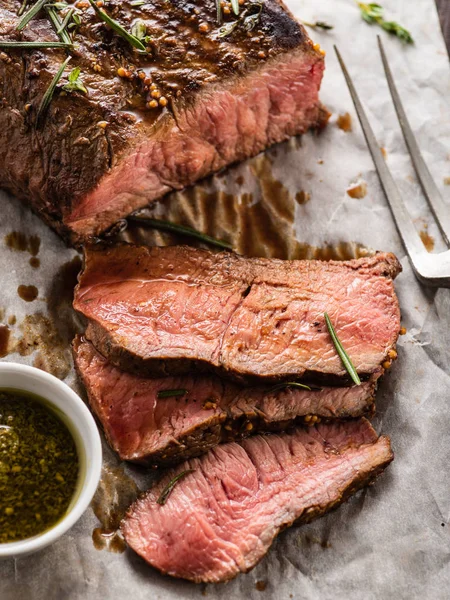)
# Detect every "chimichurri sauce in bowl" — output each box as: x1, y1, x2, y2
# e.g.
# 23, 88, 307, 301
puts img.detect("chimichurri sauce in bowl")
0, 390, 79, 543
